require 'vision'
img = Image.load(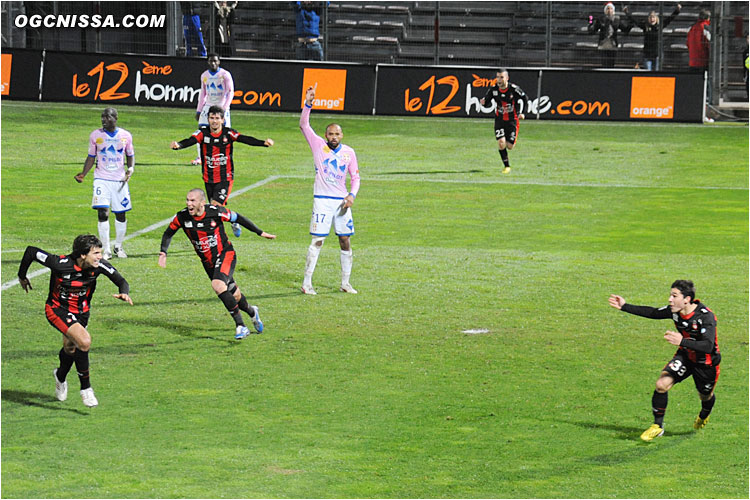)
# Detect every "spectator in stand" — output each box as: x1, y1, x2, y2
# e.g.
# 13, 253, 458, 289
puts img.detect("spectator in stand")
743, 33, 749, 99
181, 1, 207, 57
294, 1, 324, 61
687, 9, 712, 120
624, 3, 681, 71
215, 1, 238, 57
588, 2, 632, 68
687, 9, 711, 73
